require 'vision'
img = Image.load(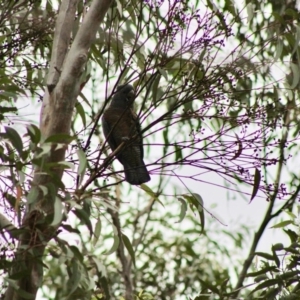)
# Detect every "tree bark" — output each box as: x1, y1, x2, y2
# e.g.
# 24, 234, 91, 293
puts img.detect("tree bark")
4, 0, 113, 299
